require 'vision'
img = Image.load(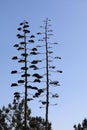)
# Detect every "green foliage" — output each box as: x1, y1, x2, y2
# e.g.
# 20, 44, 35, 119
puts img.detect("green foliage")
0, 99, 52, 130
74, 118, 87, 130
